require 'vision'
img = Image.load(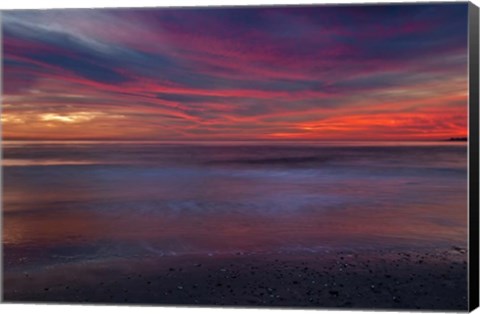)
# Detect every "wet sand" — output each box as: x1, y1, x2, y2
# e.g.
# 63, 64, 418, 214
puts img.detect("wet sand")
4, 247, 468, 310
